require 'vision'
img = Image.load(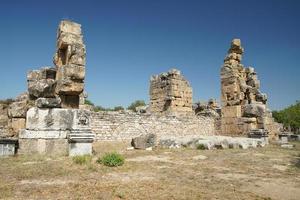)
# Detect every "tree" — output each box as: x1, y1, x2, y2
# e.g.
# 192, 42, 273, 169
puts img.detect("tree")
272, 101, 300, 134
84, 99, 94, 106
127, 100, 146, 112
94, 105, 106, 112
113, 106, 124, 111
